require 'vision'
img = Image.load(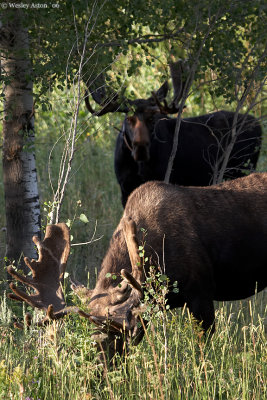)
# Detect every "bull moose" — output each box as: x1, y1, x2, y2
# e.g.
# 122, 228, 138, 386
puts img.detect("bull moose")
85, 63, 262, 207
8, 172, 267, 359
